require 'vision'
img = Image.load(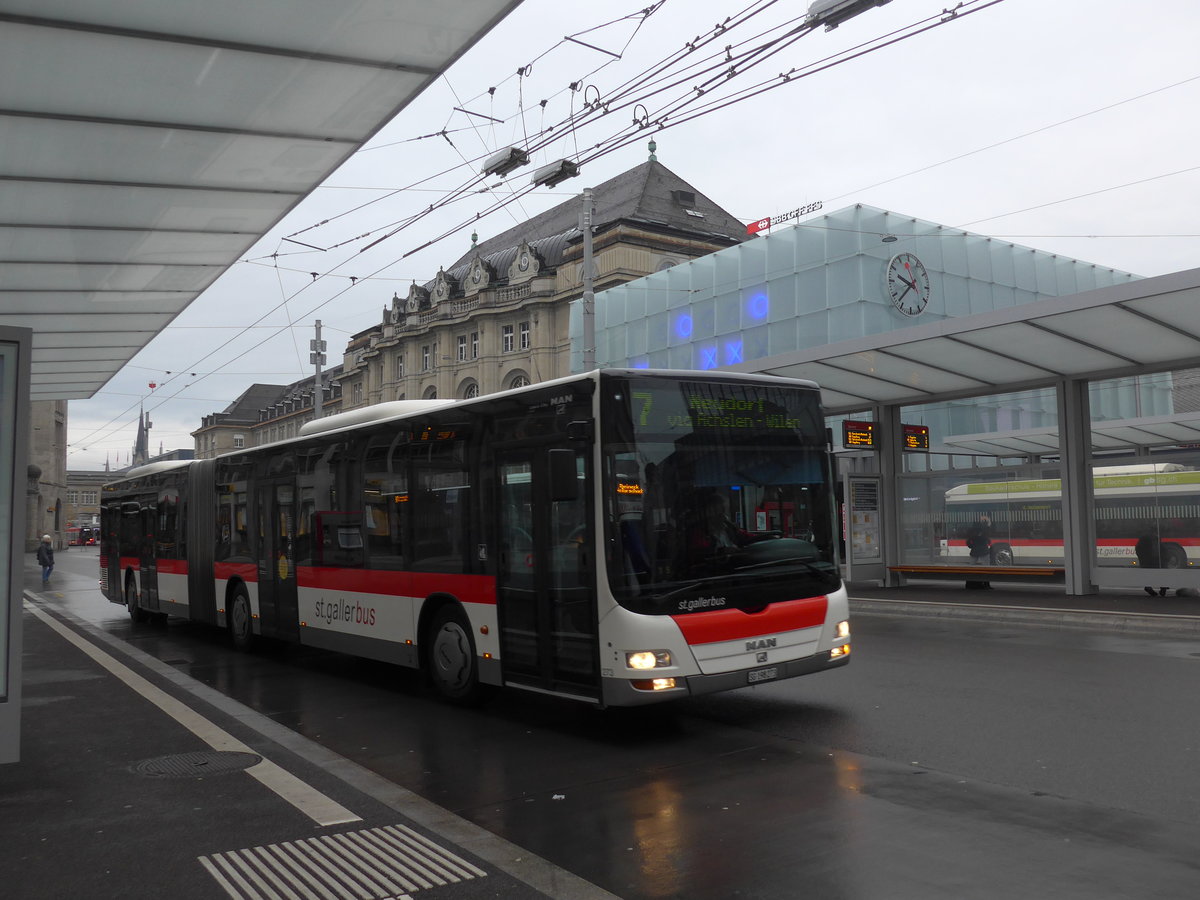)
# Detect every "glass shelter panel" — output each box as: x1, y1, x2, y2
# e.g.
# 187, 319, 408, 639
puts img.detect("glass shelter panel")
1090, 457, 1200, 572
898, 466, 1064, 567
